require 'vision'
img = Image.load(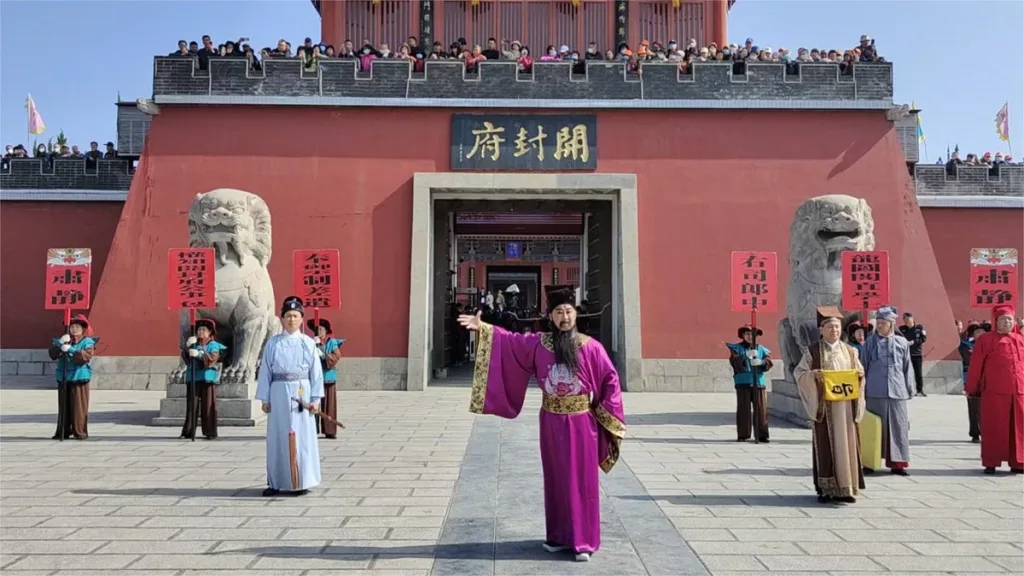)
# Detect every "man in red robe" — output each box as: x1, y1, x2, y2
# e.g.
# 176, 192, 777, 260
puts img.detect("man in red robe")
964, 304, 1024, 475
